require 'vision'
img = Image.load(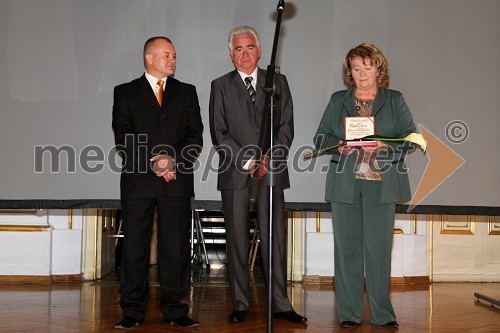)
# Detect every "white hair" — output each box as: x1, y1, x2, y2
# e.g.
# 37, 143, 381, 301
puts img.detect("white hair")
227, 26, 261, 51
